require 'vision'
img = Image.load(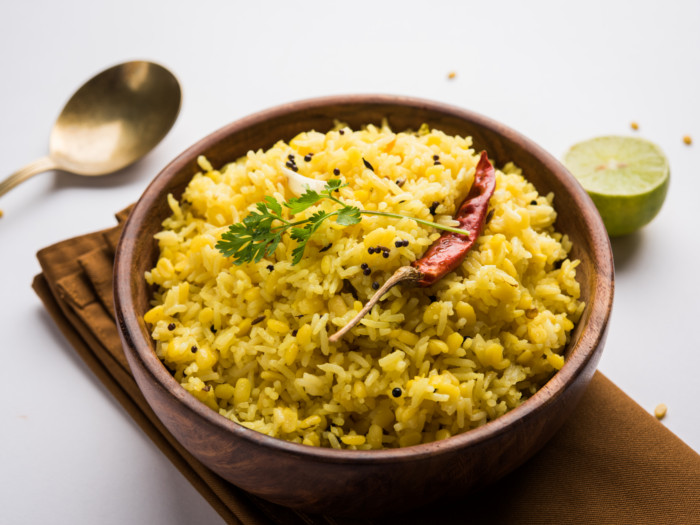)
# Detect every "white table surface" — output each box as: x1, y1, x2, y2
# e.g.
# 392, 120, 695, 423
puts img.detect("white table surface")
1, 1, 698, 523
